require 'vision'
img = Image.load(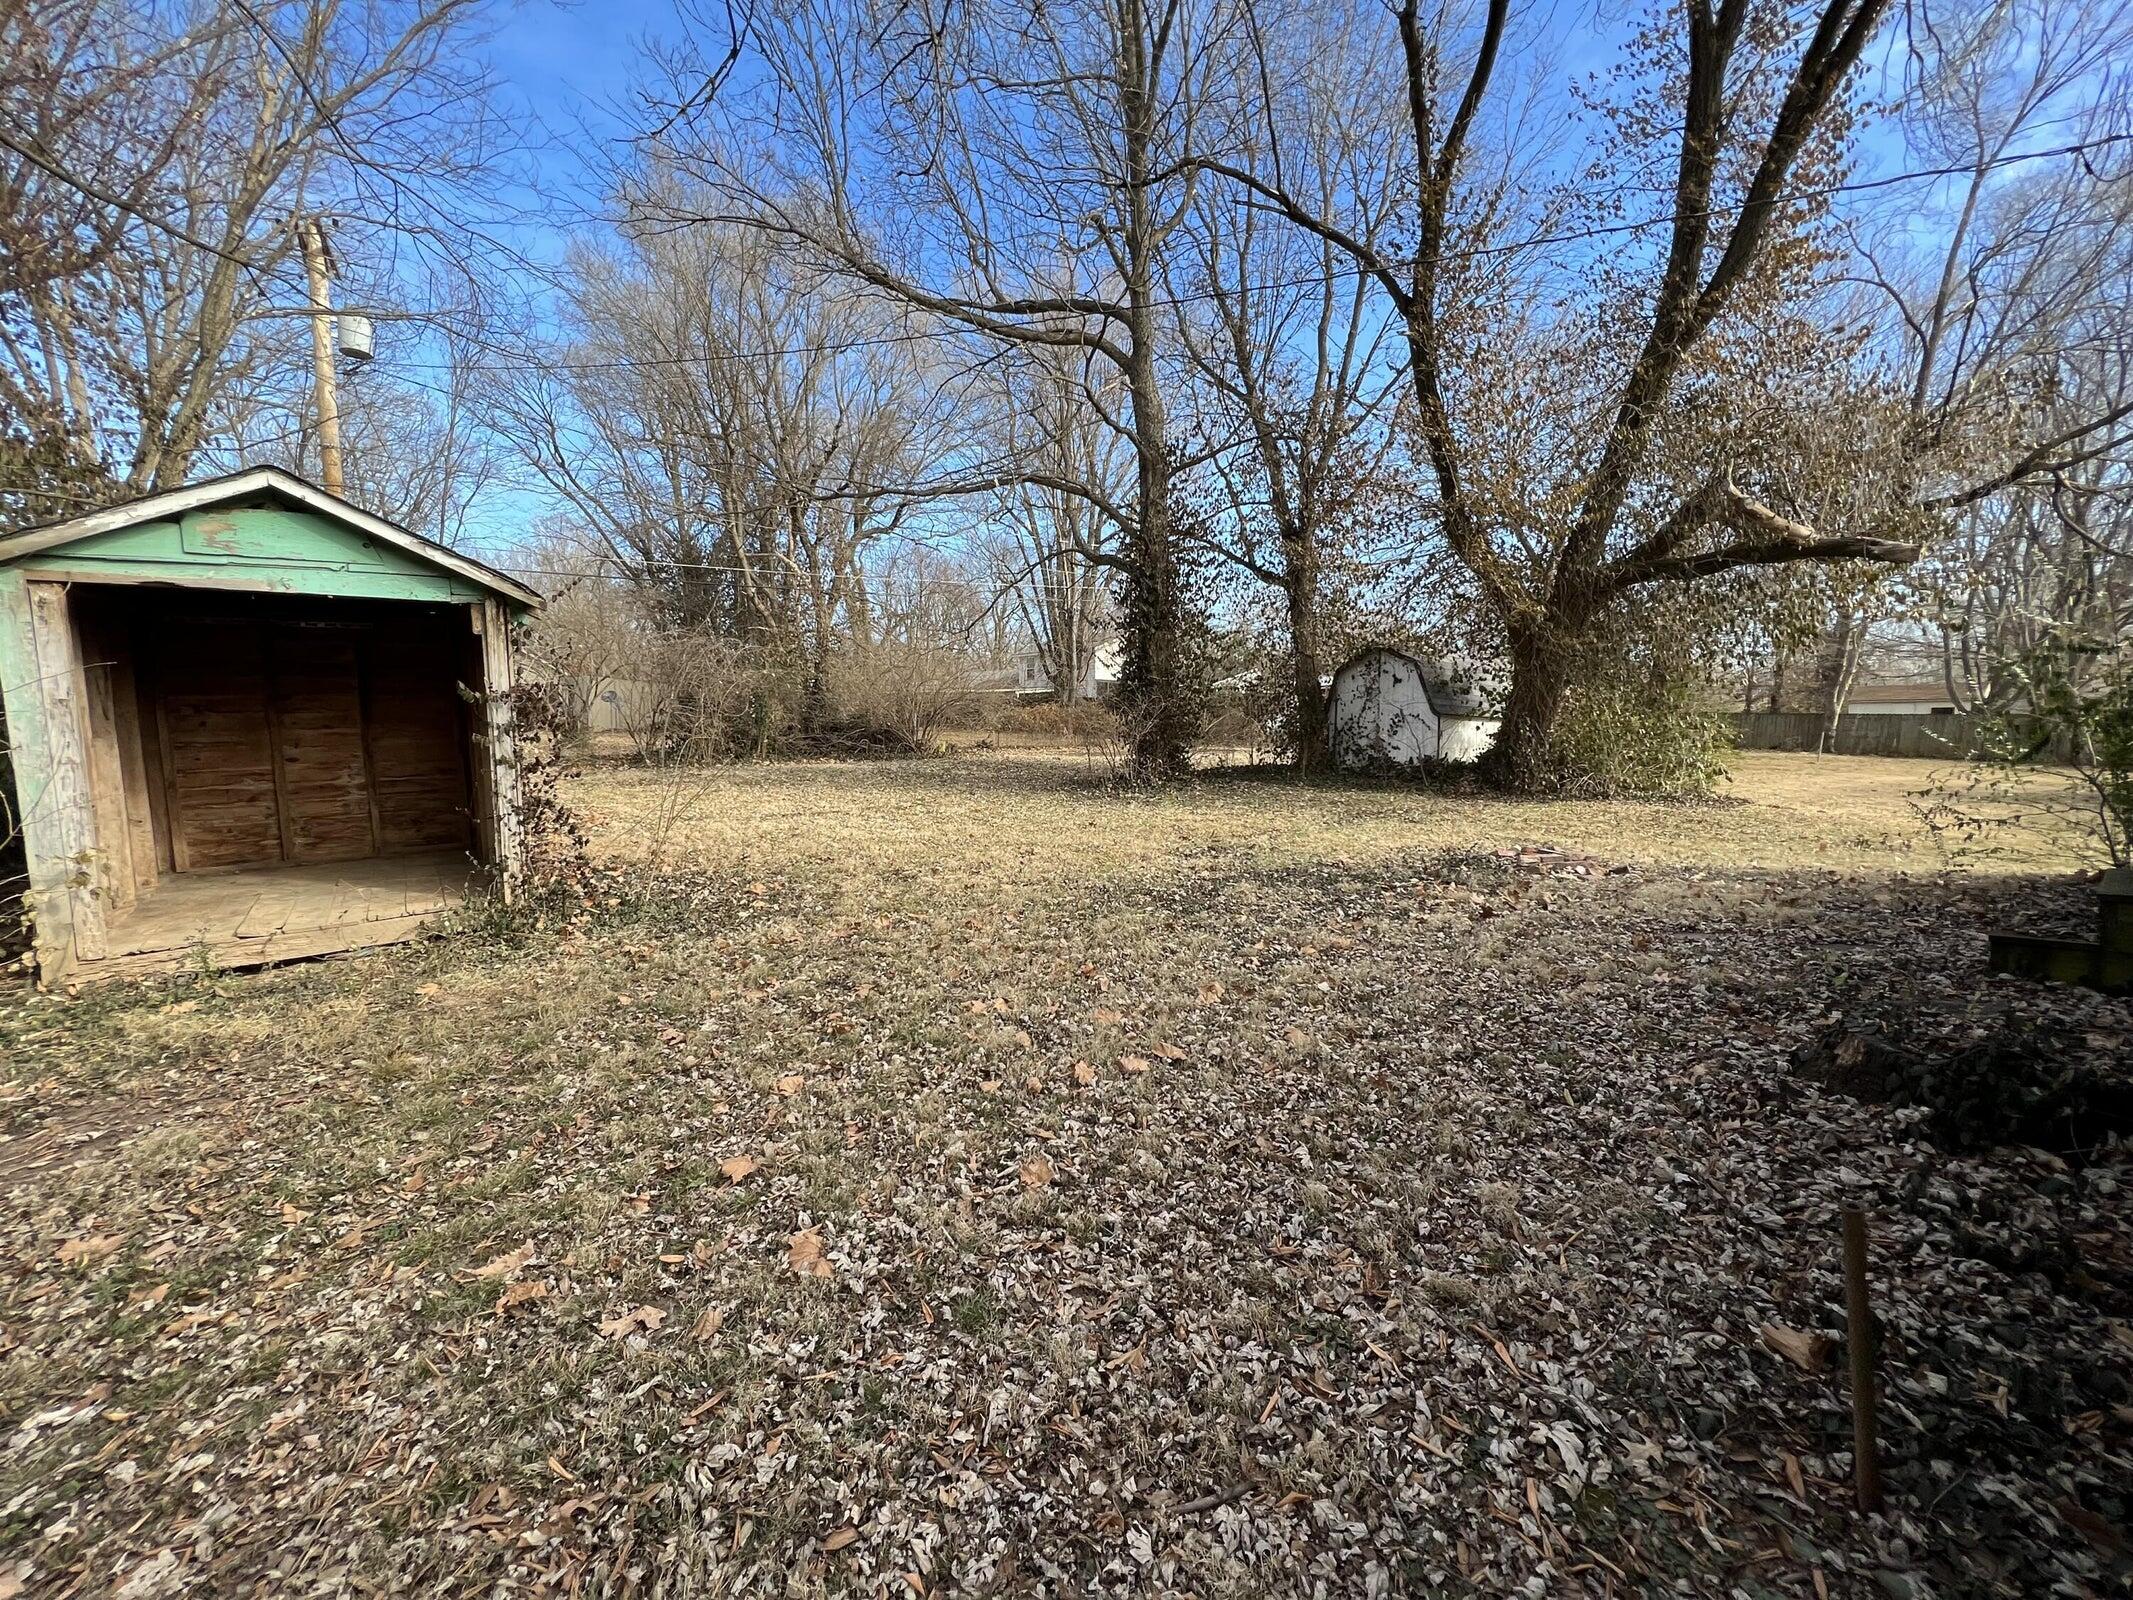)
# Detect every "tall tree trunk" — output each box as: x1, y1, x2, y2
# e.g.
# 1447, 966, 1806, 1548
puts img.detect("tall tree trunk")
1484, 625, 1572, 790
1117, 37, 1191, 782
1120, 466, 1191, 776
1285, 541, 1330, 774
1813, 612, 1862, 752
